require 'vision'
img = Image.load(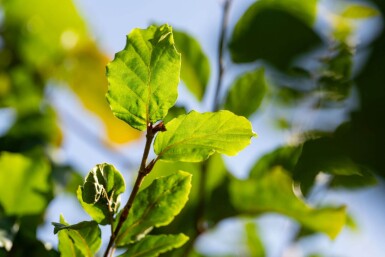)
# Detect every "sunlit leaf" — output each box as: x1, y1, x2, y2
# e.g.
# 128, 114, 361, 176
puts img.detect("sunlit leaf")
230, 167, 346, 239
54, 215, 101, 257
229, 0, 321, 68
174, 30, 210, 101
117, 234, 189, 257
0, 152, 51, 215
341, 4, 379, 19
77, 163, 125, 225
154, 110, 256, 162
106, 24, 181, 131
115, 171, 192, 246
224, 68, 267, 118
